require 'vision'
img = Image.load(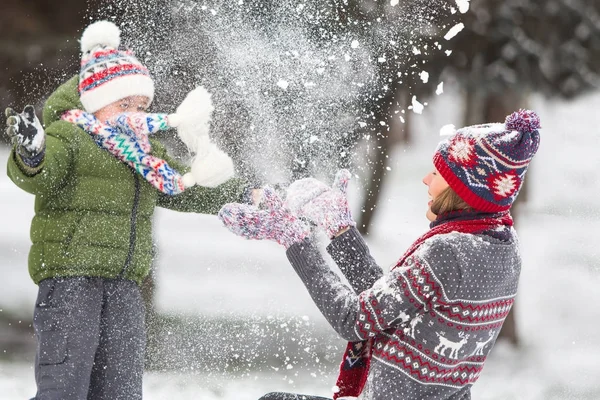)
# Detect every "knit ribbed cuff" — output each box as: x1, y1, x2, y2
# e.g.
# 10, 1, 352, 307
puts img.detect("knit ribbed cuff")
14, 147, 45, 176
433, 152, 508, 213
20, 148, 45, 168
